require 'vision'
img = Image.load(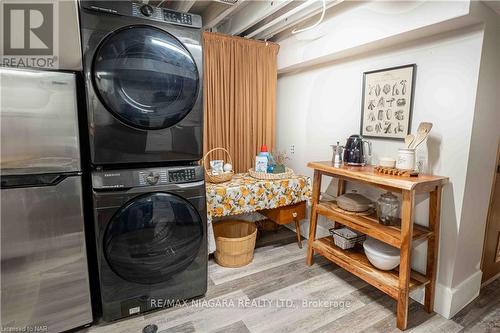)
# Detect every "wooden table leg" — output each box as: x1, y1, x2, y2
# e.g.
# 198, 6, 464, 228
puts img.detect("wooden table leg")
306, 170, 322, 266
337, 178, 346, 196
293, 213, 302, 249
333, 178, 346, 228
424, 185, 442, 313
397, 190, 415, 330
